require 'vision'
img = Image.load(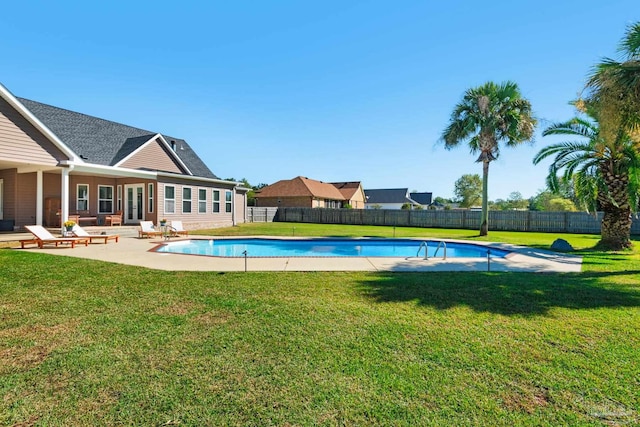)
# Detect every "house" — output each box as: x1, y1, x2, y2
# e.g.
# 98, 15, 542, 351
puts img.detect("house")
255, 176, 364, 208
364, 188, 420, 210
409, 192, 433, 207
330, 181, 366, 209
0, 83, 248, 231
